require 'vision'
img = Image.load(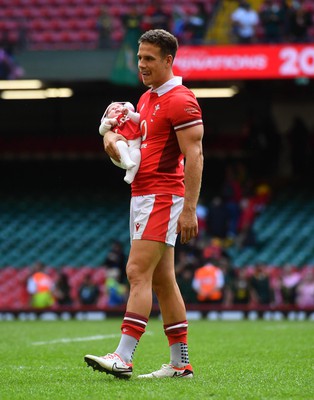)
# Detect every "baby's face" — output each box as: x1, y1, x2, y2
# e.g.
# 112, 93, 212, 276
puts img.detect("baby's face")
107, 103, 123, 118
